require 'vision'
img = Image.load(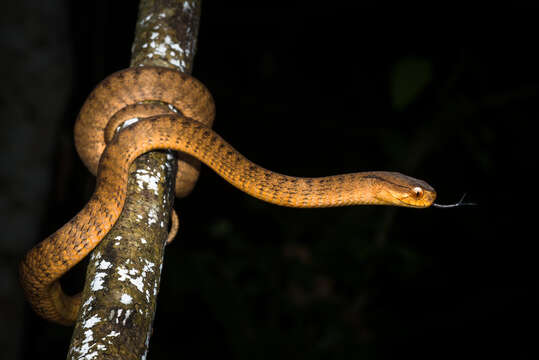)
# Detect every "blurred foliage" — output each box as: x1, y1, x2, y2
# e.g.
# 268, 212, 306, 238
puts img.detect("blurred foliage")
390, 56, 432, 111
